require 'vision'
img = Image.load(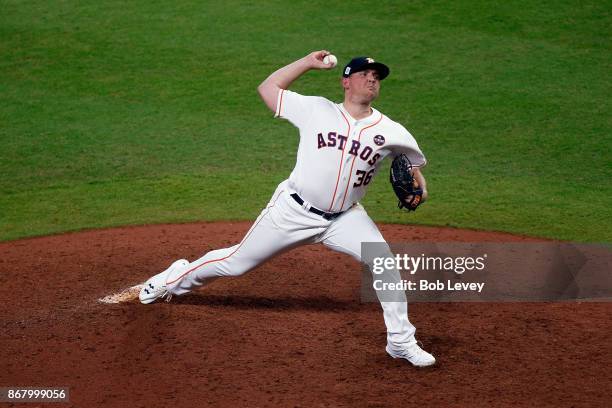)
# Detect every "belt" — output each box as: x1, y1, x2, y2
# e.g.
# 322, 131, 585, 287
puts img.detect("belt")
290, 193, 345, 221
